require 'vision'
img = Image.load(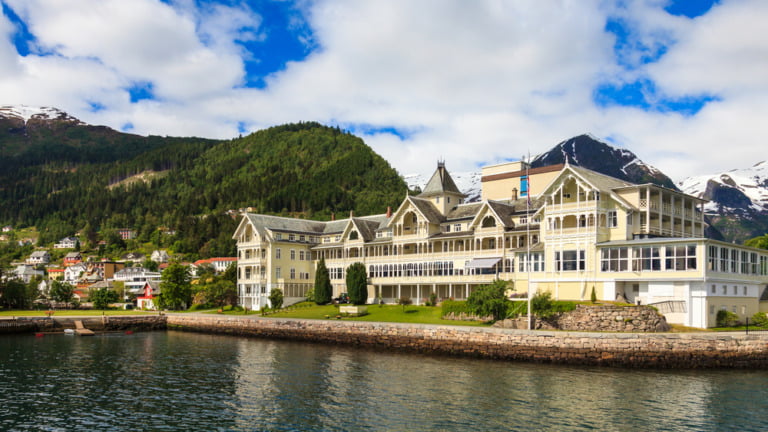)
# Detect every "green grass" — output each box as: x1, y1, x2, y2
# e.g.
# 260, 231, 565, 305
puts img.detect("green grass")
264, 303, 489, 326
0, 309, 158, 317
